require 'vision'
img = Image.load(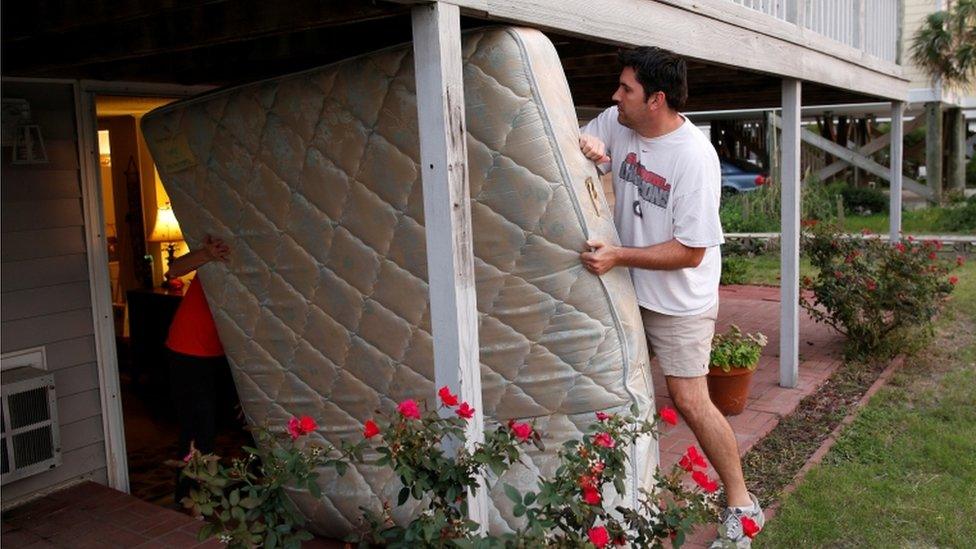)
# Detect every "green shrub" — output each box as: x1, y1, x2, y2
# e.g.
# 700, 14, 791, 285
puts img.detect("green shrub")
936, 194, 976, 232
840, 186, 888, 215
719, 179, 842, 233
721, 255, 749, 285
800, 225, 959, 359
